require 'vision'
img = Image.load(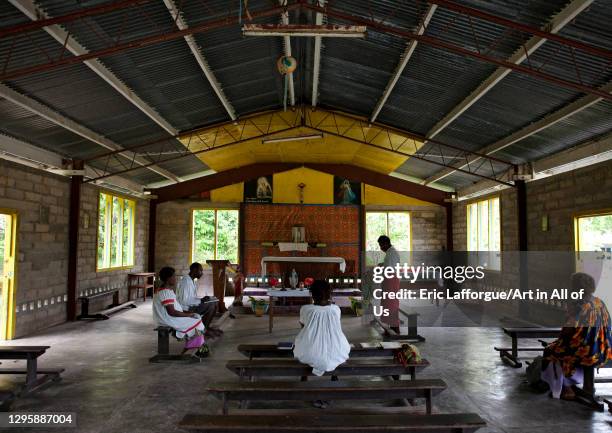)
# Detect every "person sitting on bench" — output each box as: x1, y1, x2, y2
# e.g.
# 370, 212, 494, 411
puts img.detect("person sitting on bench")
177, 262, 222, 338
294, 279, 350, 376
541, 272, 612, 400
154, 266, 209, 358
